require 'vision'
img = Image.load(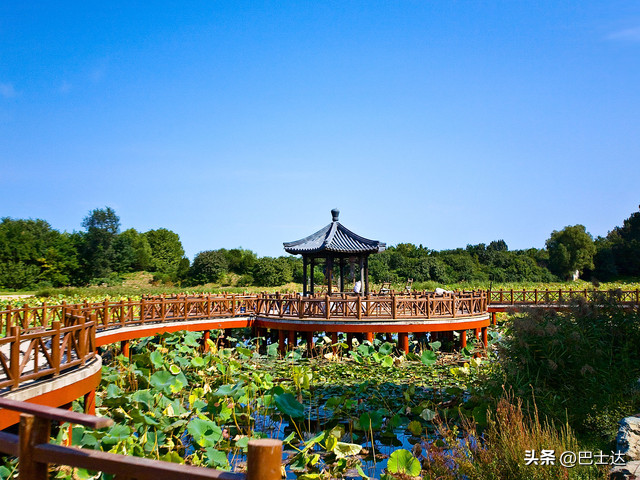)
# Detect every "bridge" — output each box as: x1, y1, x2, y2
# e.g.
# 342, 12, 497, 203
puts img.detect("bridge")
0, 287, 638, 477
